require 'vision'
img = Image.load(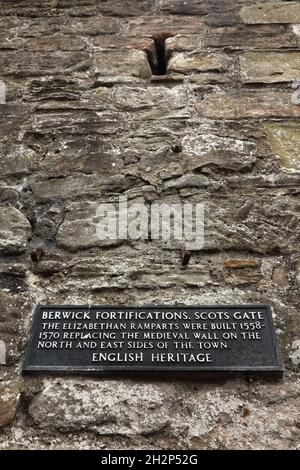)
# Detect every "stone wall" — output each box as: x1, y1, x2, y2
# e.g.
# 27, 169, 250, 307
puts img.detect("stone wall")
0, 0, 299, 450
